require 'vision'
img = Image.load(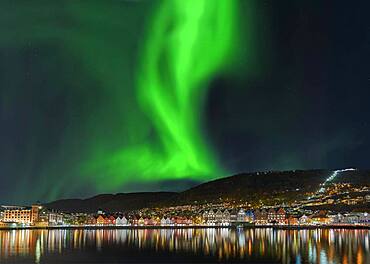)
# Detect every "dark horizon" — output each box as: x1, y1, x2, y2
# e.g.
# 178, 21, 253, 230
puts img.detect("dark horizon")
5, 167, 367, 205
